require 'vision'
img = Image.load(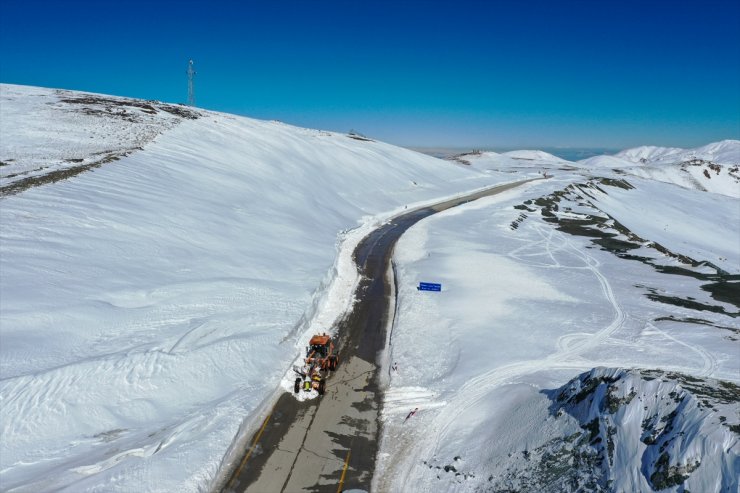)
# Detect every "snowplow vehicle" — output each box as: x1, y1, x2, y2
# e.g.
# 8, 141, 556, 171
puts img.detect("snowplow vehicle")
293, 333, 339, 395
